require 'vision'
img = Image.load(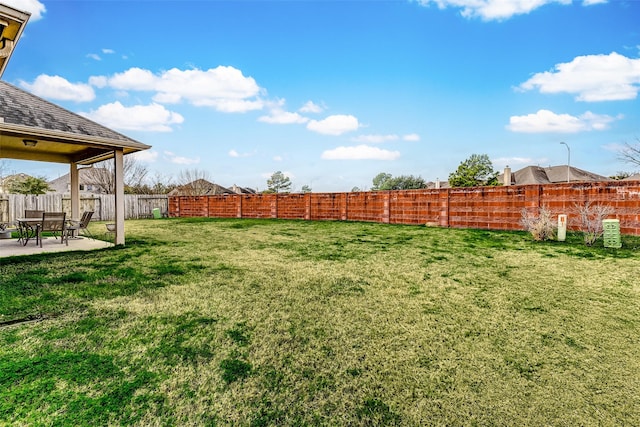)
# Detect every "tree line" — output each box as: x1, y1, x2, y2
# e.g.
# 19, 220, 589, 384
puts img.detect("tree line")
2, 140, 639, 195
